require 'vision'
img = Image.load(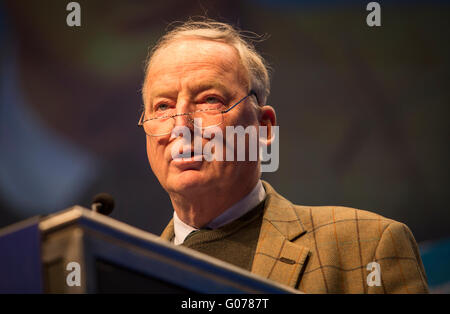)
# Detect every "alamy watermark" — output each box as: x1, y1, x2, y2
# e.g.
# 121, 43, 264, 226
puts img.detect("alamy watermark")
169, 119, 279, 173
366, 2, 381, 27
66, 2, 81, 27
66, 261, 81, 287
366, 261, 382, 287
